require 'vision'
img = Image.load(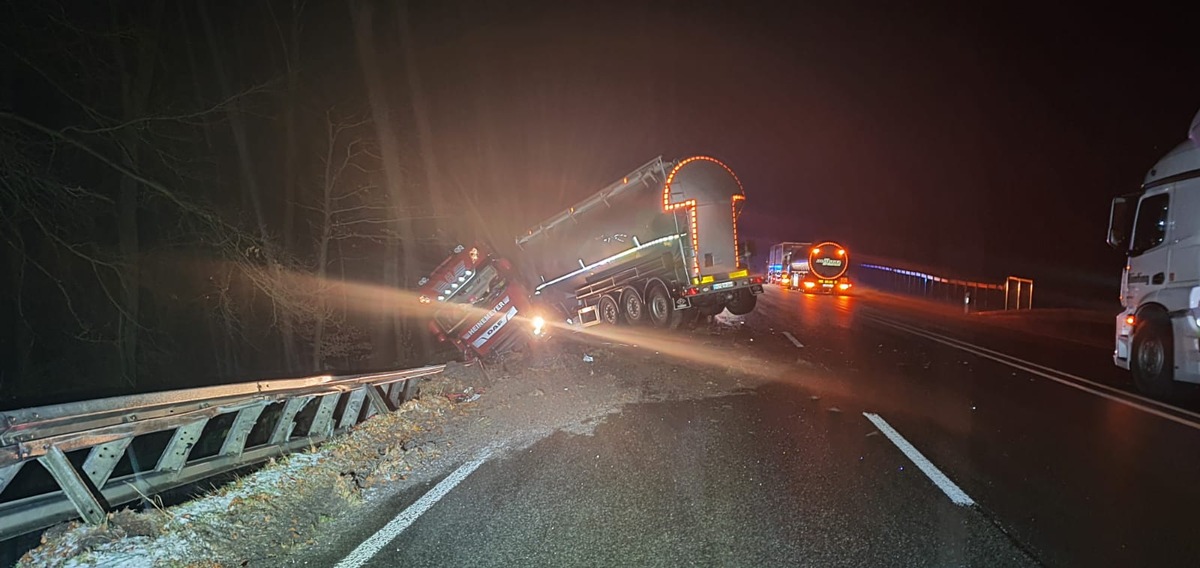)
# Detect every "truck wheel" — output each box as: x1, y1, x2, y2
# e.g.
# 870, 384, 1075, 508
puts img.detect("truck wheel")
726, 290, 757, 316
621, 287, 646, 325
598, 295, 621, 326
1131, 314, 1175, 398
646, 283, 679, 329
